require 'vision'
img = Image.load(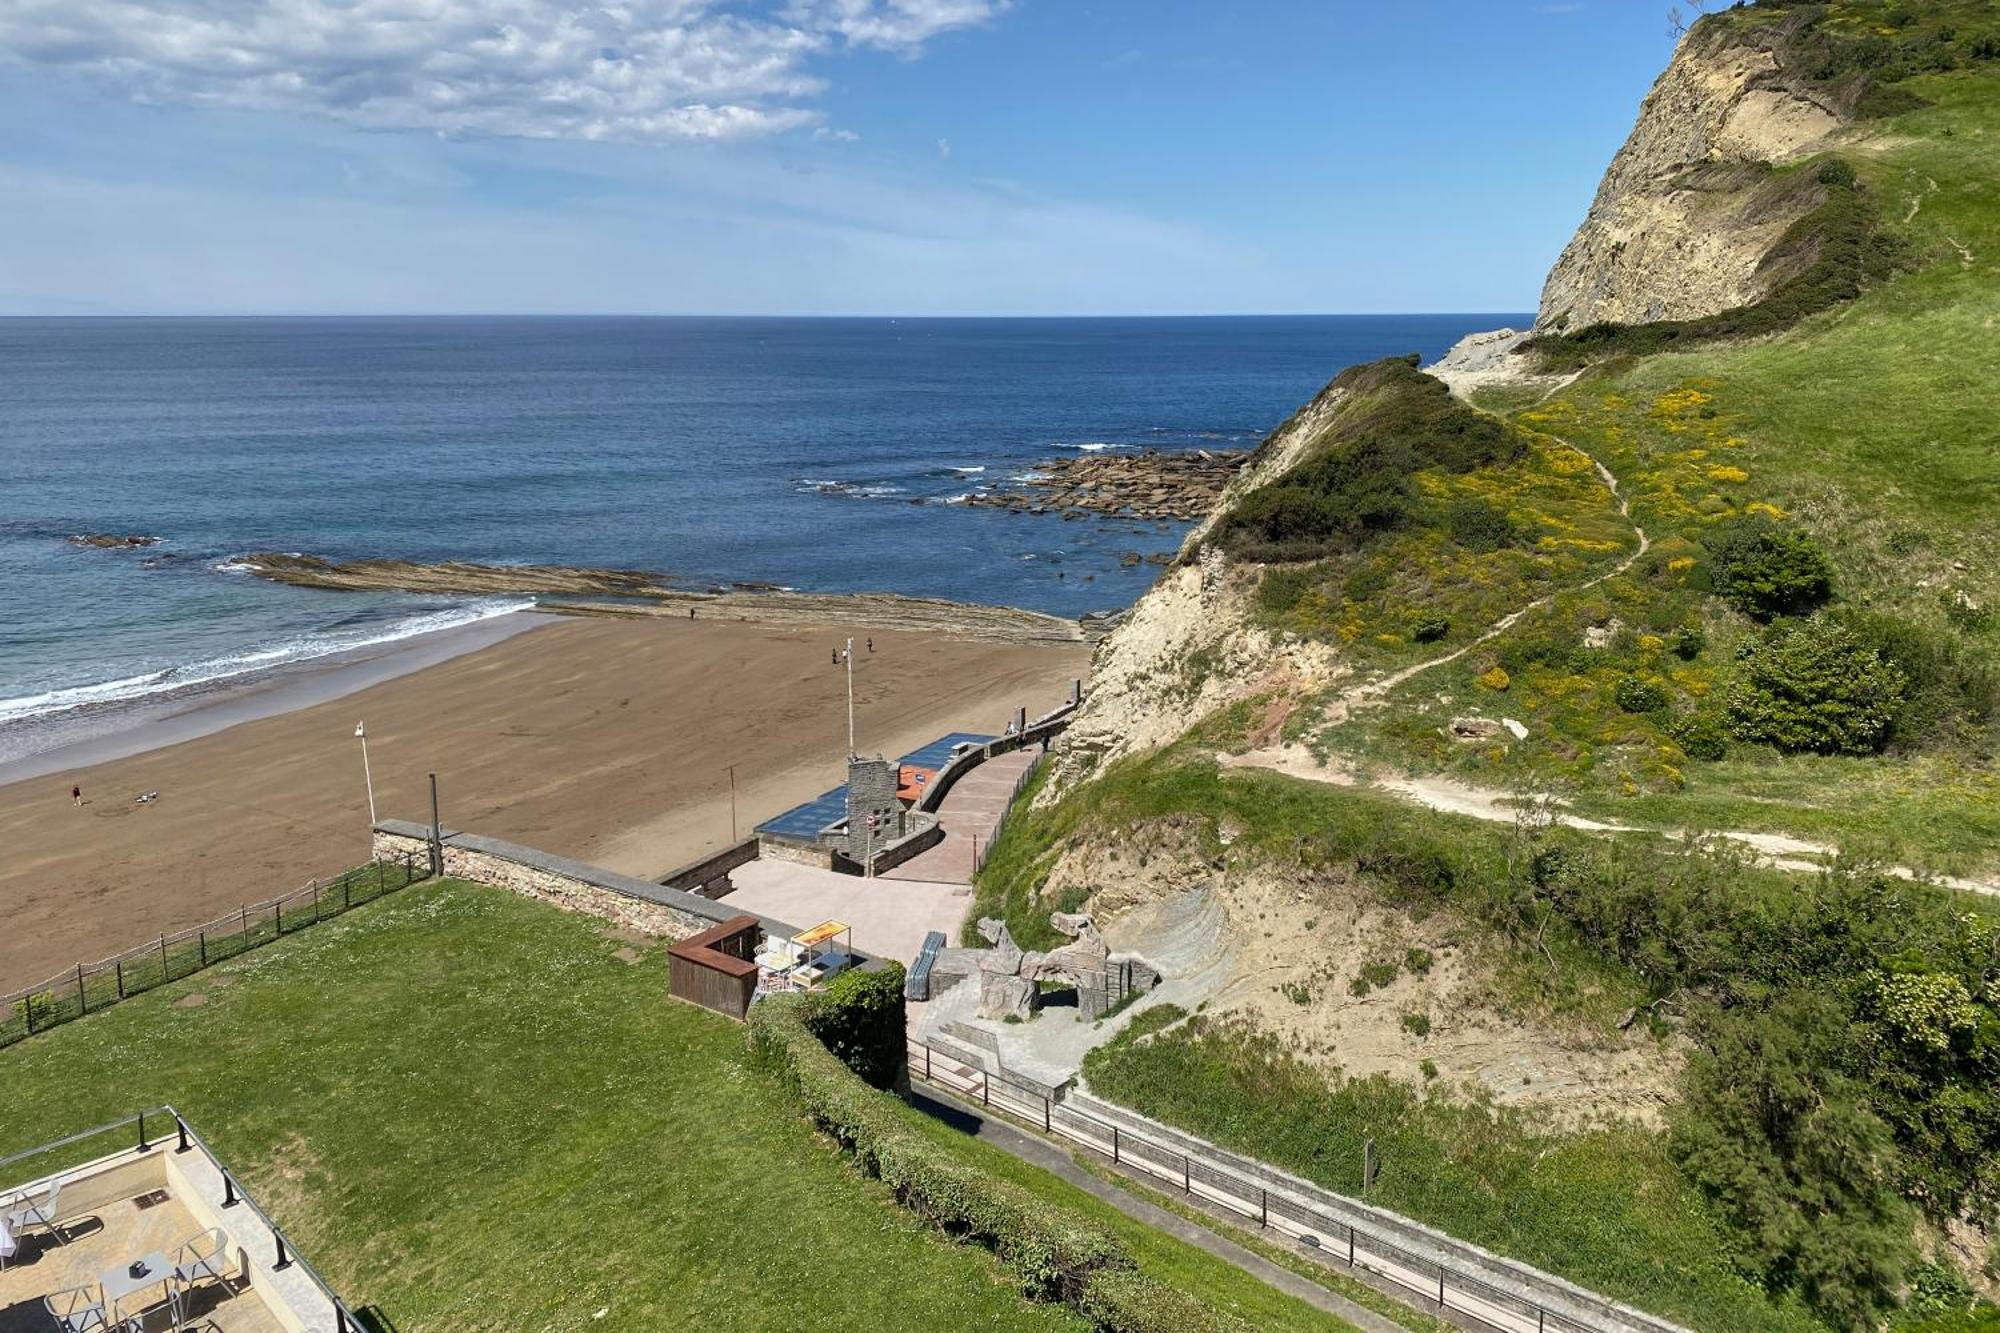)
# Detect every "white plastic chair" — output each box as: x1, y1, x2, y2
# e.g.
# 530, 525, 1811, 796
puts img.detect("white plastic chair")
42, 1285, 112, 1333
172, 1226, 237, 1298
5, 1178, 63, 1248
